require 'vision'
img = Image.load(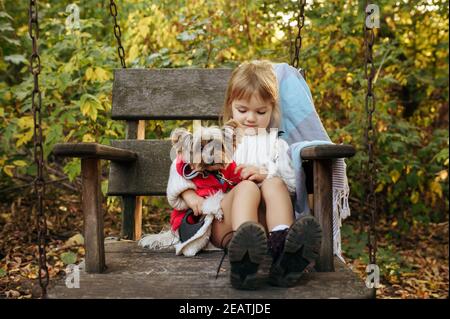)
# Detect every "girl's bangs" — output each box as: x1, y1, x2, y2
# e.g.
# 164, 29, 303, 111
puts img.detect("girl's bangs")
231, 76, 274, 104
